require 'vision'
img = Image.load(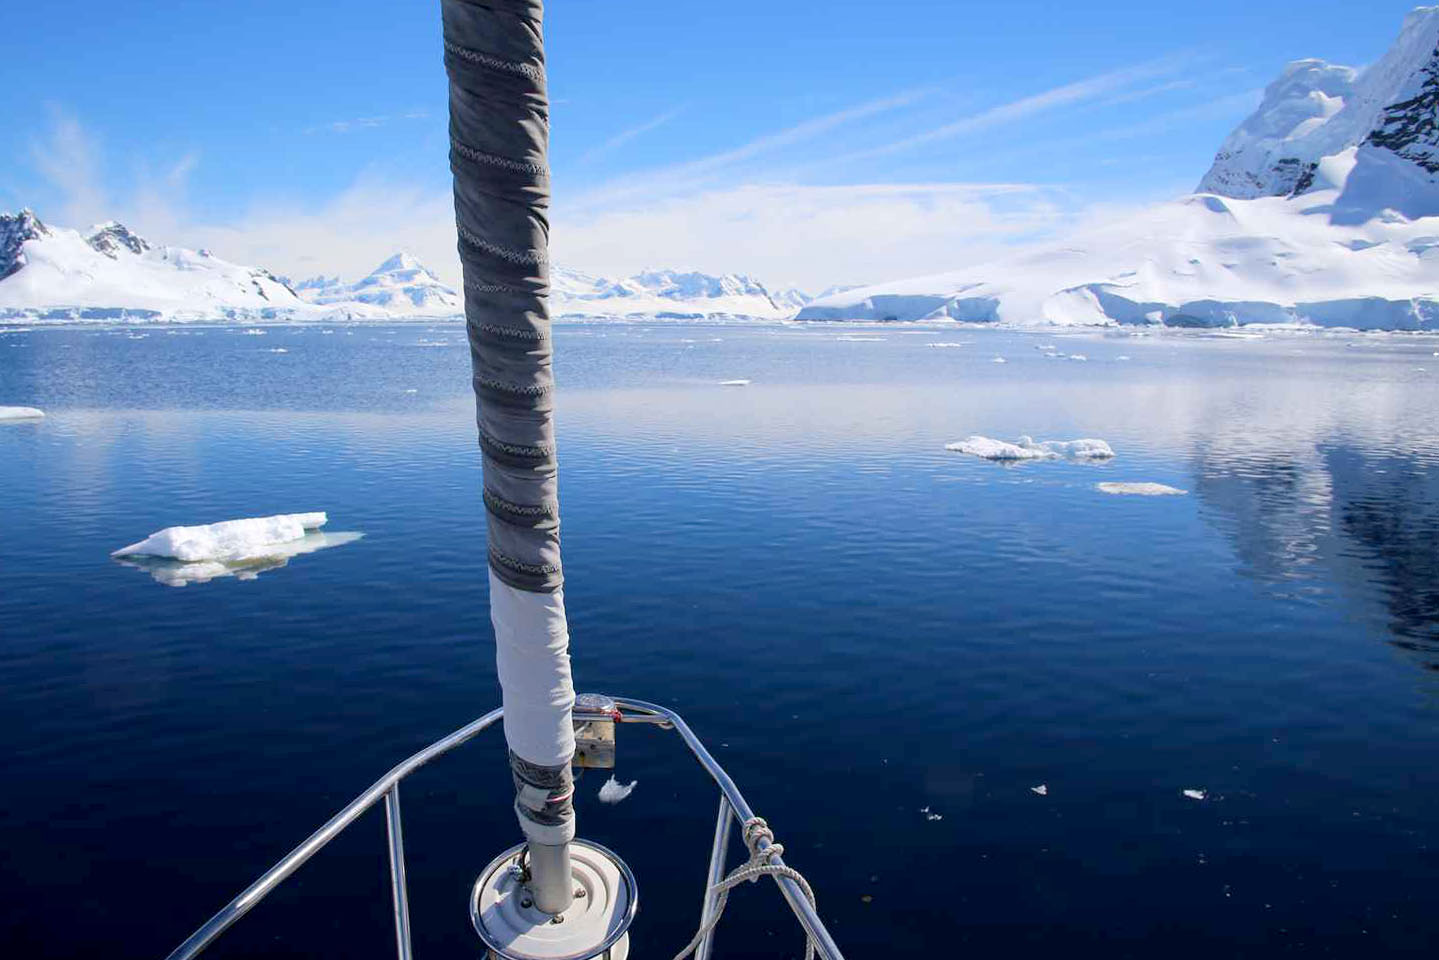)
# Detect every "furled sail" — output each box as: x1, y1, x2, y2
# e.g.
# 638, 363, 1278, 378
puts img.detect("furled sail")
441, 0, 576, 900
